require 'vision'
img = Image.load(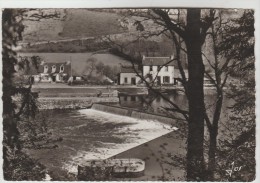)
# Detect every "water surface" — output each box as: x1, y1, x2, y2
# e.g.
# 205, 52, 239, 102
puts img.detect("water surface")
27, 109, 175, 175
